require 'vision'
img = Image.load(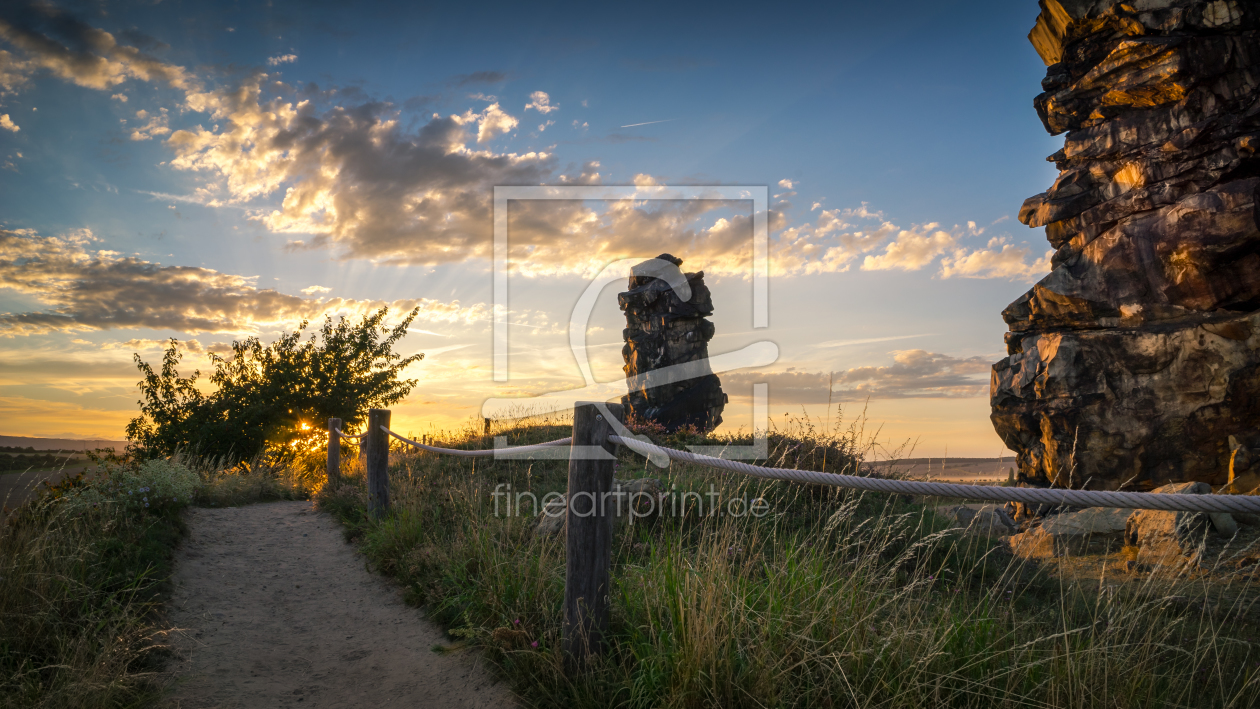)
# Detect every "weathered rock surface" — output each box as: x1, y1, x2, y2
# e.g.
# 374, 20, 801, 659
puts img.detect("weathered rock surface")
933, 504, 1019, 536
1009, 506, 1130, 557
992, 0, 1260, 490
620, 254, 726, 432
535, 478, 663, 536
1125, 482, 1240, 565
